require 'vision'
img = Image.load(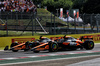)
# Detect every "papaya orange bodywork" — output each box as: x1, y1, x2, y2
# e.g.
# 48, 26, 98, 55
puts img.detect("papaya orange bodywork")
45, 45, 49, 49
22, 45, 26, 49
14, 47, 22, 50
12, 43, 25, 48
12, 43, 25, 50
34, 43, 49, 51
34, 43, 48, 49
36, 48, 46, 51
76, 43, 80, 46
62, 42, 70, 45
